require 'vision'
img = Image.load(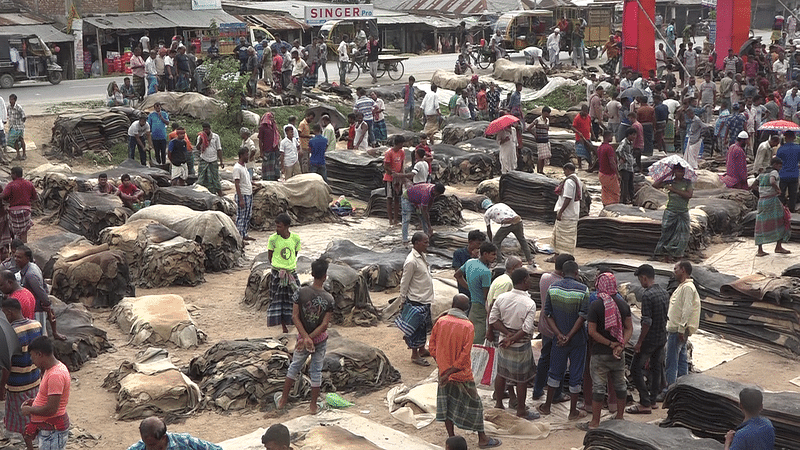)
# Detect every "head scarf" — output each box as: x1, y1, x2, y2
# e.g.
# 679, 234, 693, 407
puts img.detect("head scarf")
596, 272, 624, 344
258, 112, 280, 152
